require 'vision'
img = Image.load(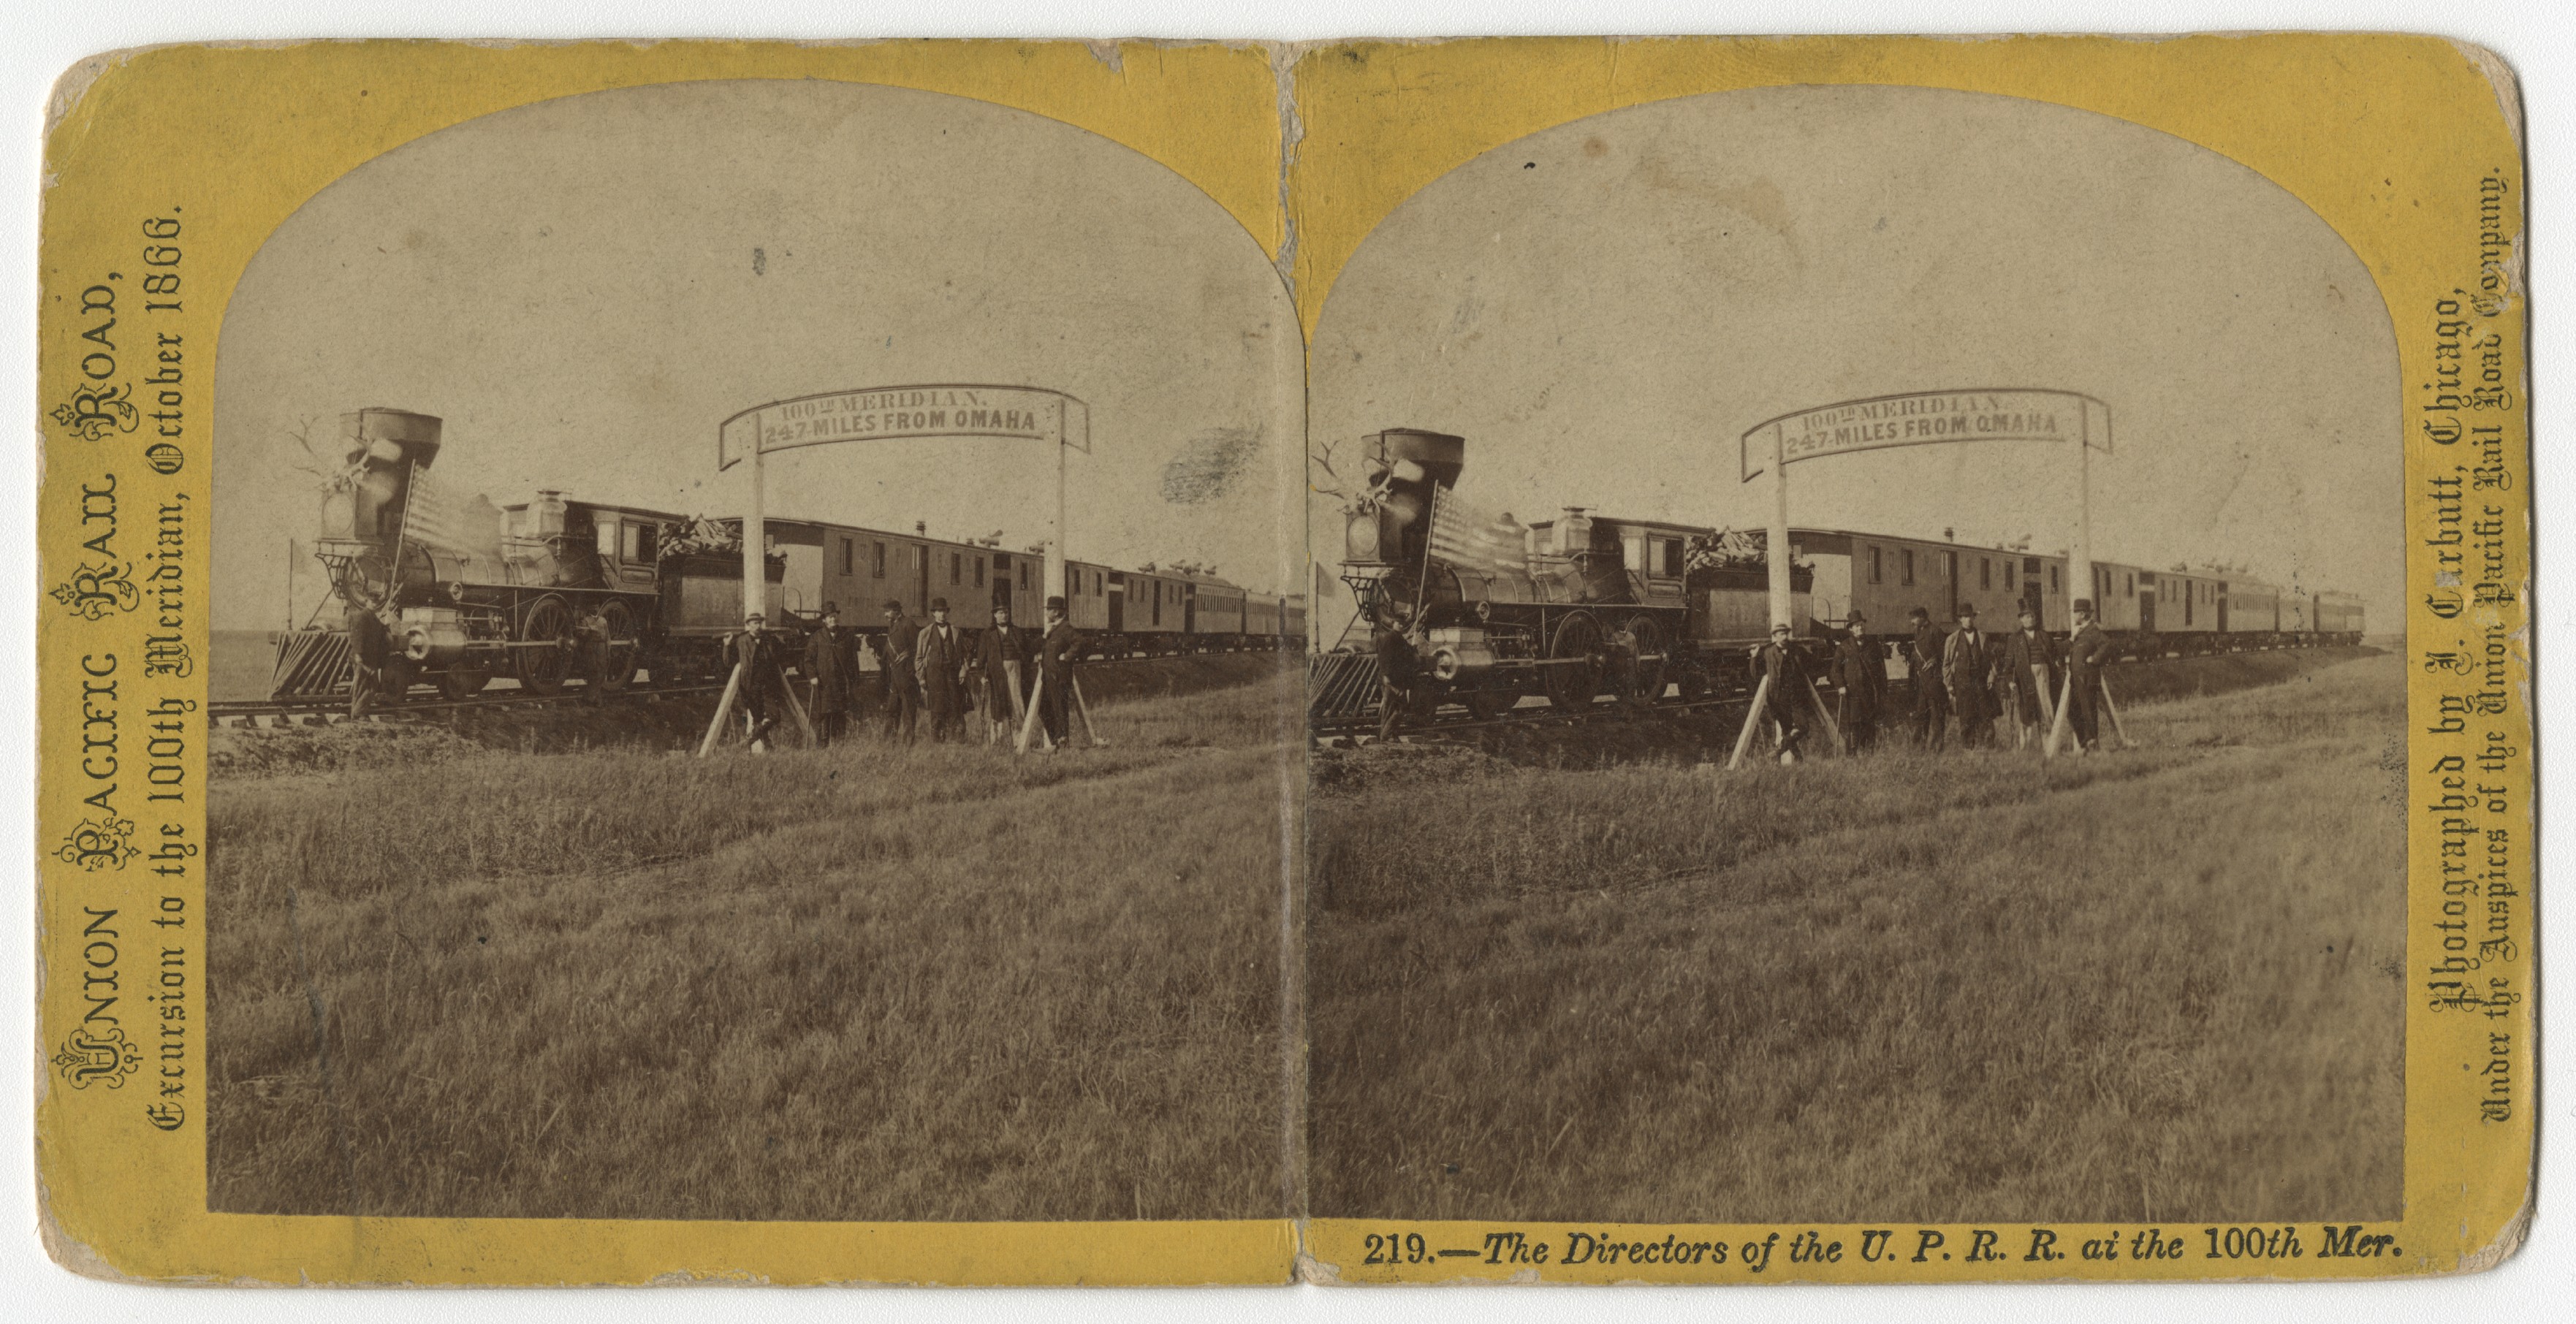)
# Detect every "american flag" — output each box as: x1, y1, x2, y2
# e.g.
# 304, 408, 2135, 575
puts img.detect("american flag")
400, 464, 498, 569
1426, 486, 1527, 577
